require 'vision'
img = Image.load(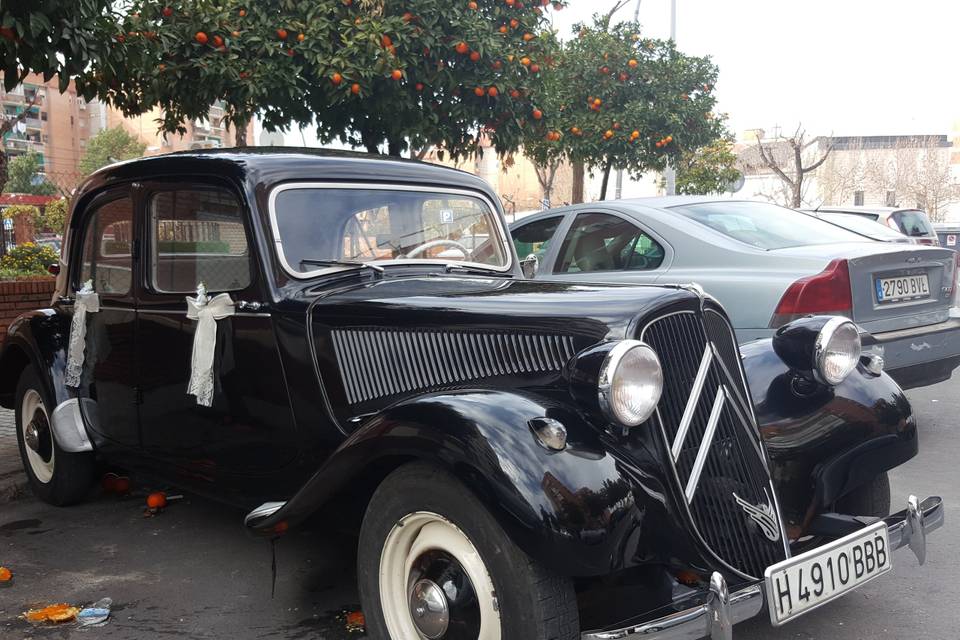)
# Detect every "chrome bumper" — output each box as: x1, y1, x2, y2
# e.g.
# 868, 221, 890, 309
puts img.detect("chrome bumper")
581, 495, 944, 640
